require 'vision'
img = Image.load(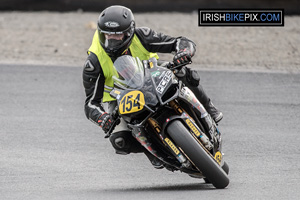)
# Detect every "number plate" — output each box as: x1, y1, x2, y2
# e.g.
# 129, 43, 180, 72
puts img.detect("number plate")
156, 71, 172, 94
119, 91, 145, 114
